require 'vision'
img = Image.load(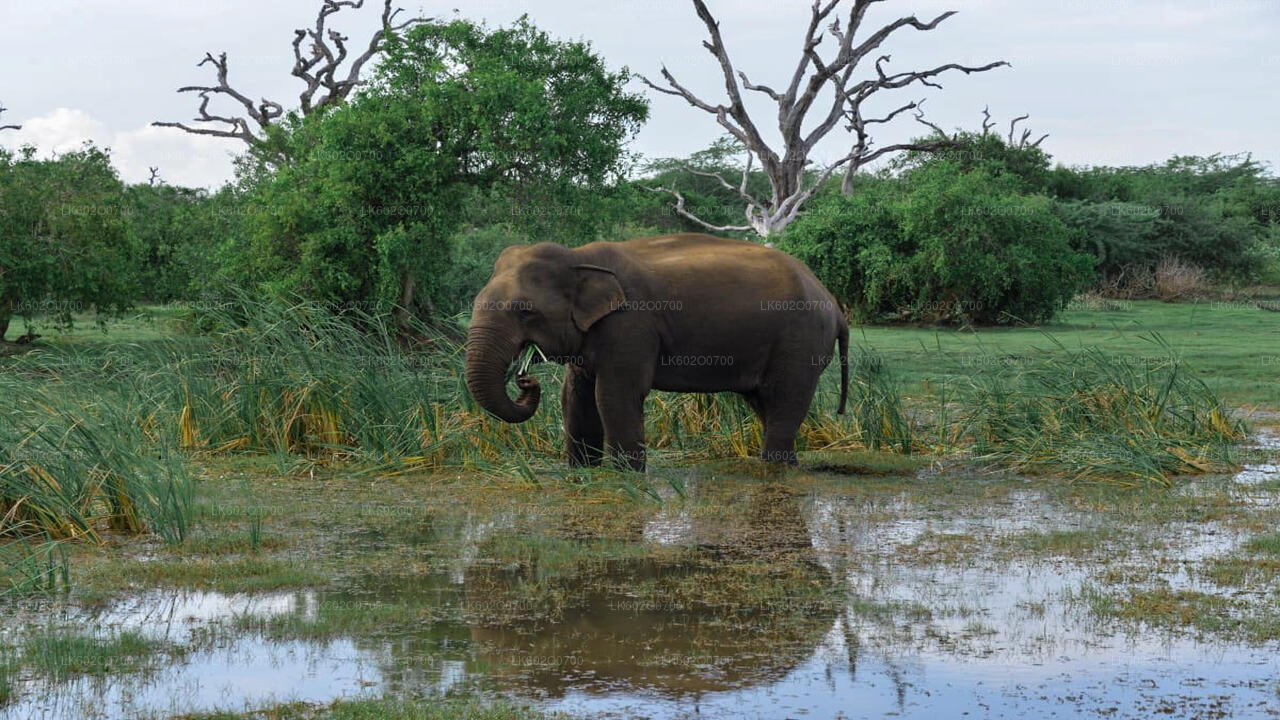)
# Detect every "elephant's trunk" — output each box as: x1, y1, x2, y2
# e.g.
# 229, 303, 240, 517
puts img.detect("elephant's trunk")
465, 323, 541, 423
